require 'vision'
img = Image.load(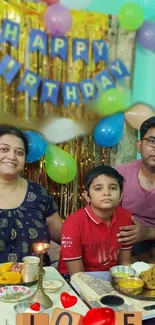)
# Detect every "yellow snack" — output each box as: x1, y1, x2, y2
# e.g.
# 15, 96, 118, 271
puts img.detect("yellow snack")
0, 263, 13, 273
114, 272, 130, 277
0, 272, 22, 284
140, 265, 155, 289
